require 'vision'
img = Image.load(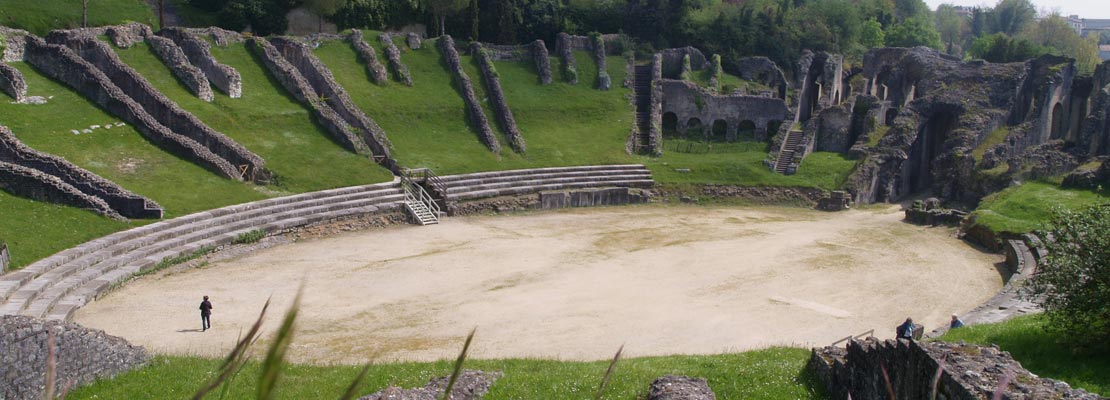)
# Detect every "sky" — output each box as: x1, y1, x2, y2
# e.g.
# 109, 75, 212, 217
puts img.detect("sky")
923, 0, 1110, 19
